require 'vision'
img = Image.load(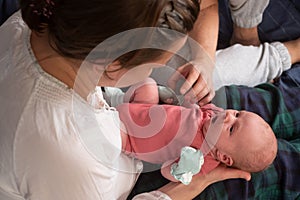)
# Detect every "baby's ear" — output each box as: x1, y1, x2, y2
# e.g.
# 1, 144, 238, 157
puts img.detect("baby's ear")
216, 149, 233, 167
